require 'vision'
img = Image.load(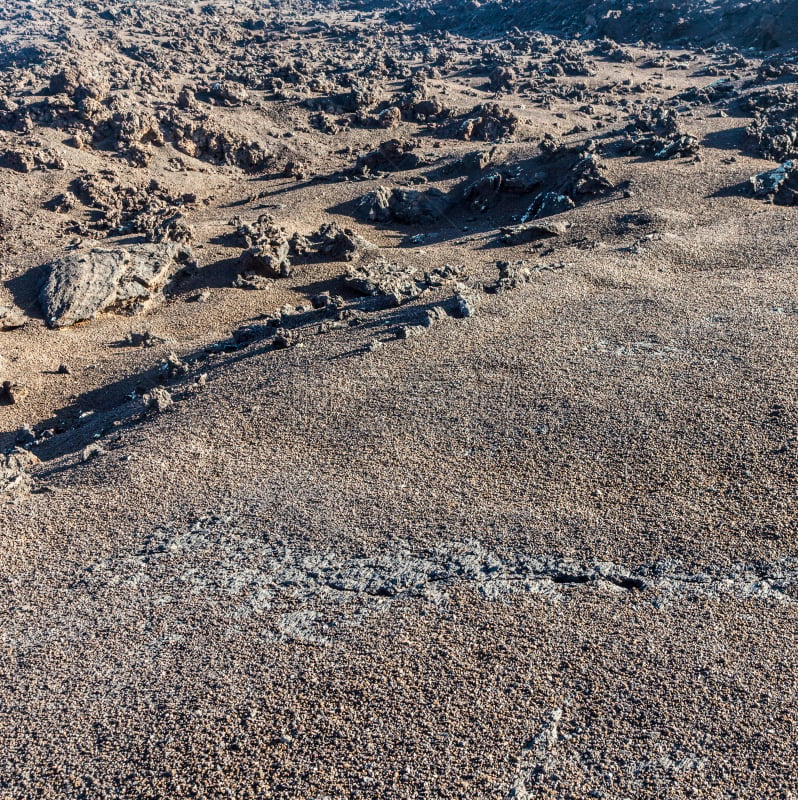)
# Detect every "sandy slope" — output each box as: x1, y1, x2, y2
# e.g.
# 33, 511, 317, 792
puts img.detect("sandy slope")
0, 2, 797, 798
